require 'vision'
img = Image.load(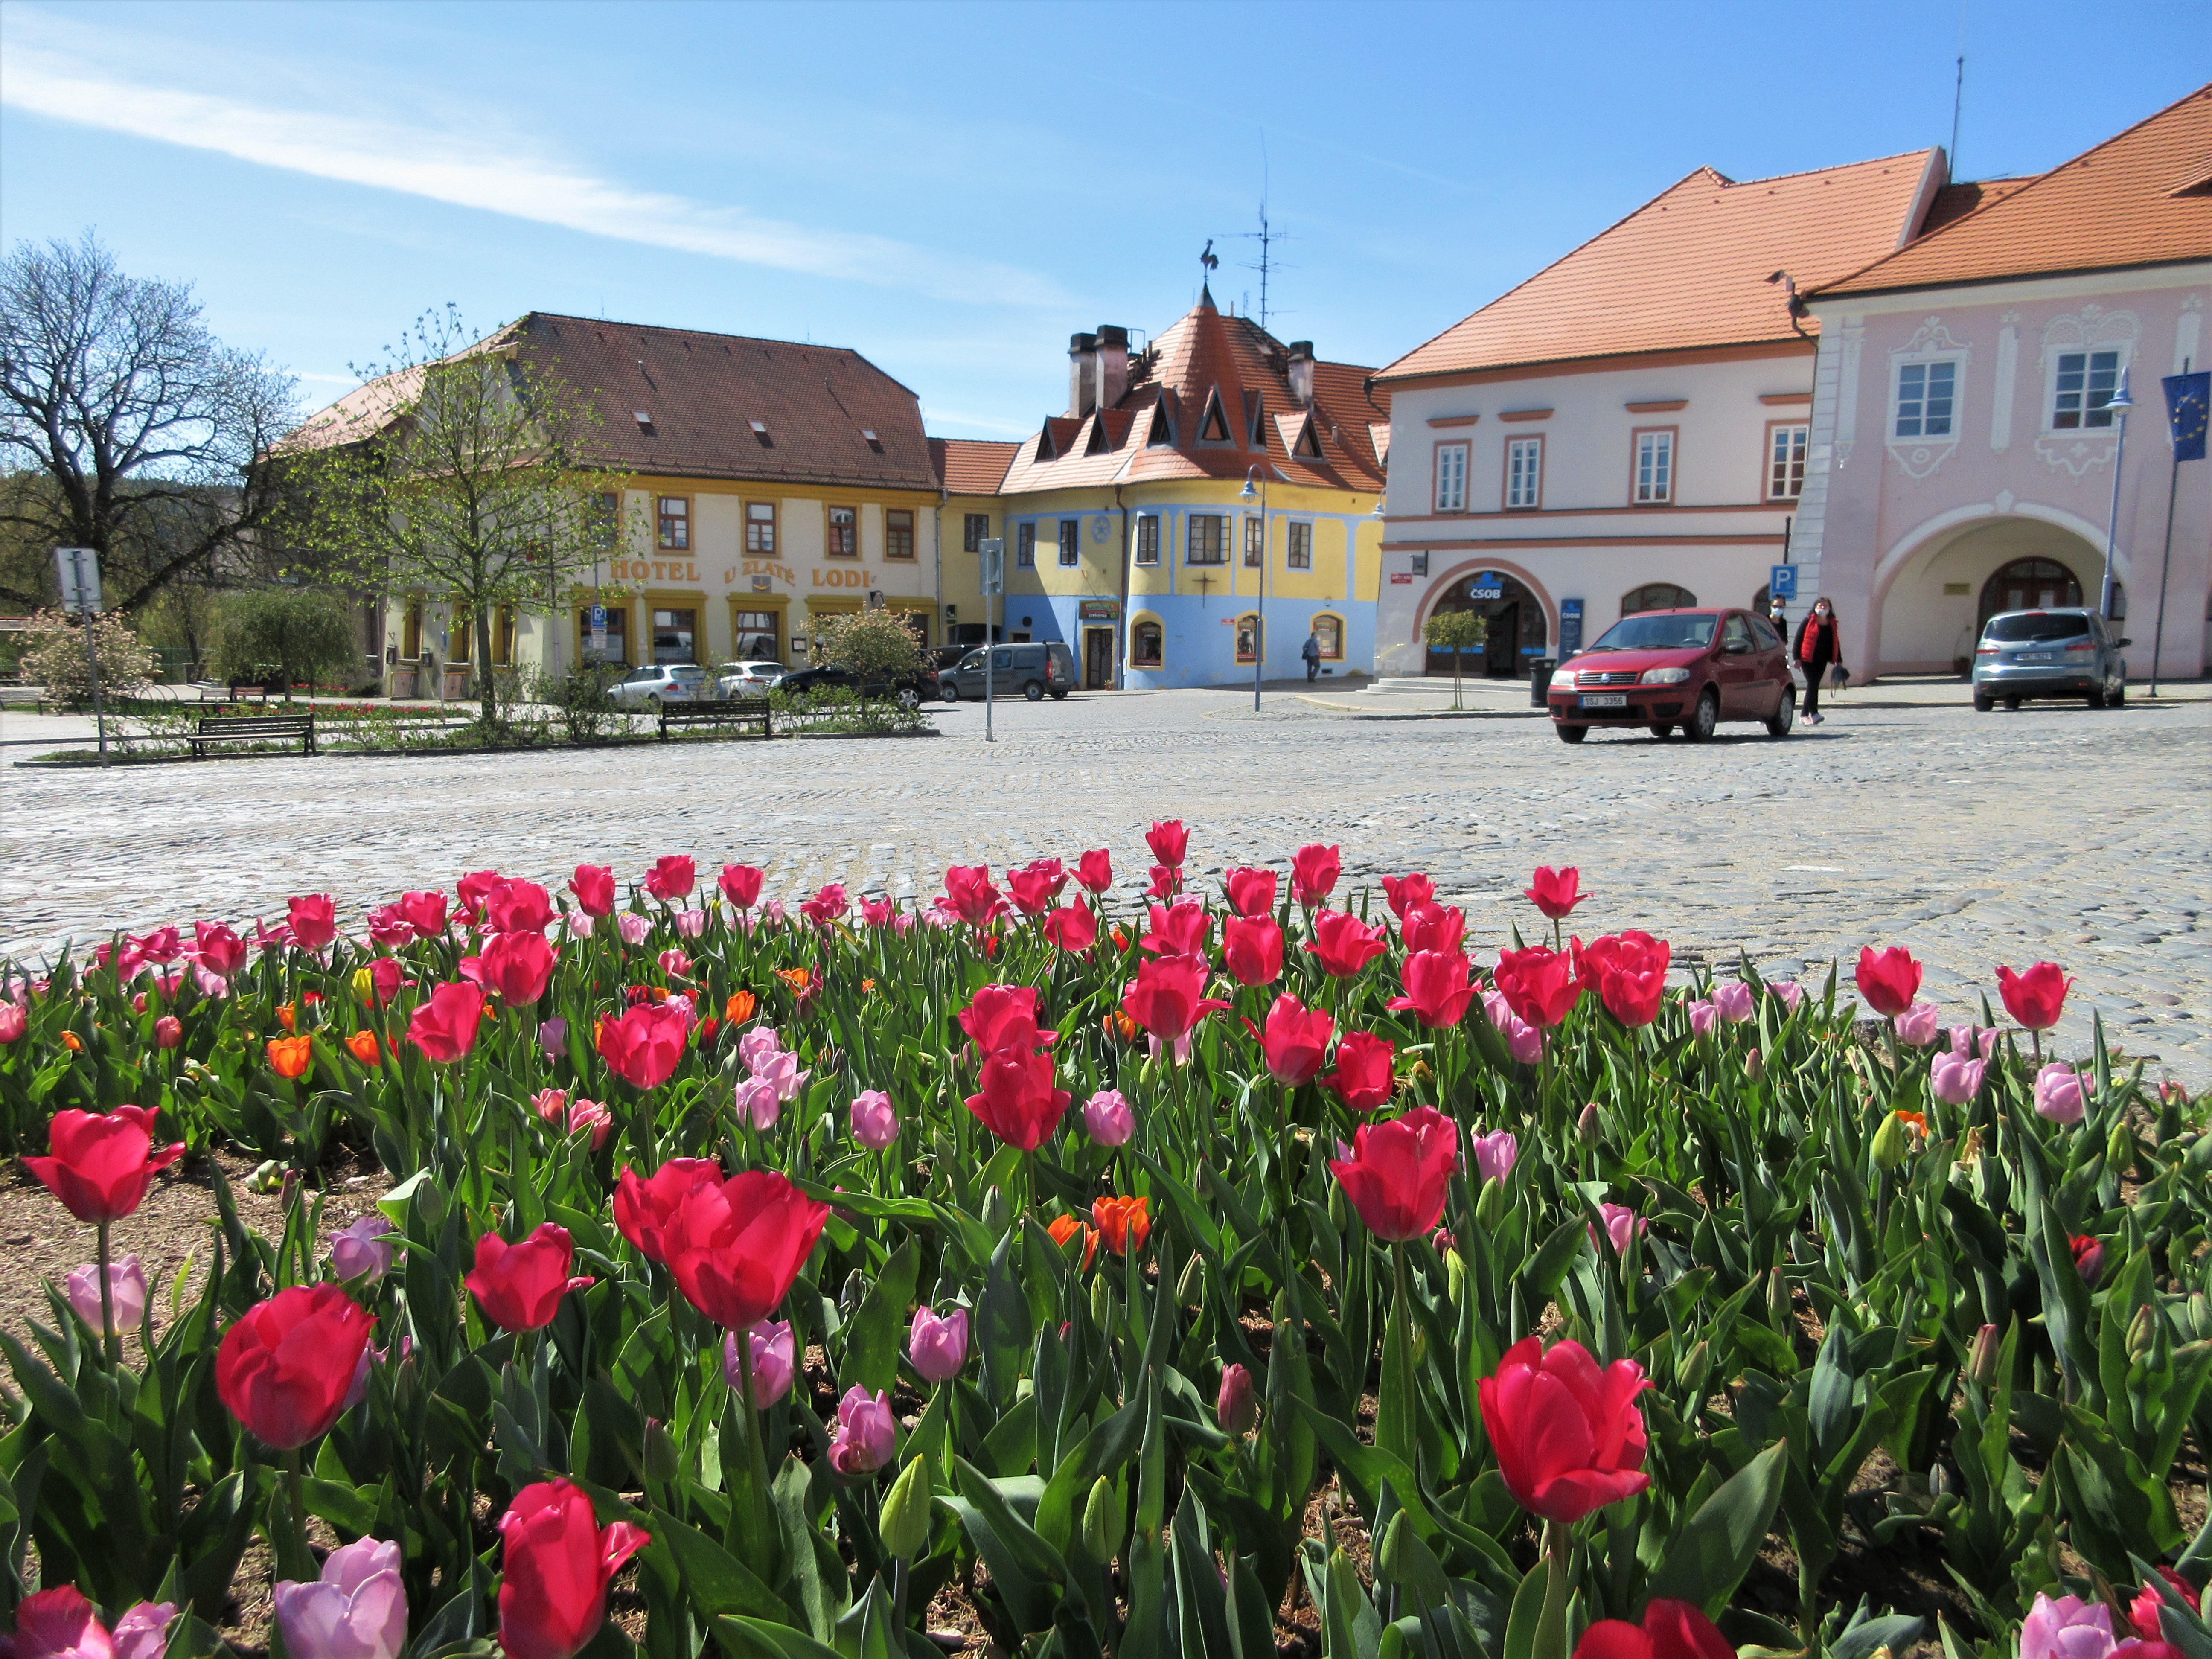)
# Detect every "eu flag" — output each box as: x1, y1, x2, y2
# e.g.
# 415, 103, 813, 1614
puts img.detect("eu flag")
2166, 370, 2209, 463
